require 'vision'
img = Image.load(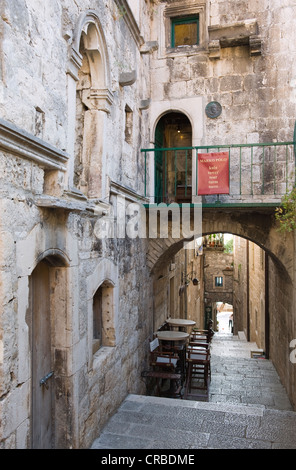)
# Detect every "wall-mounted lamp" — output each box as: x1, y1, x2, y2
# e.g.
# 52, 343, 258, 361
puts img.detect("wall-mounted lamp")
182, 271, 199, 286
